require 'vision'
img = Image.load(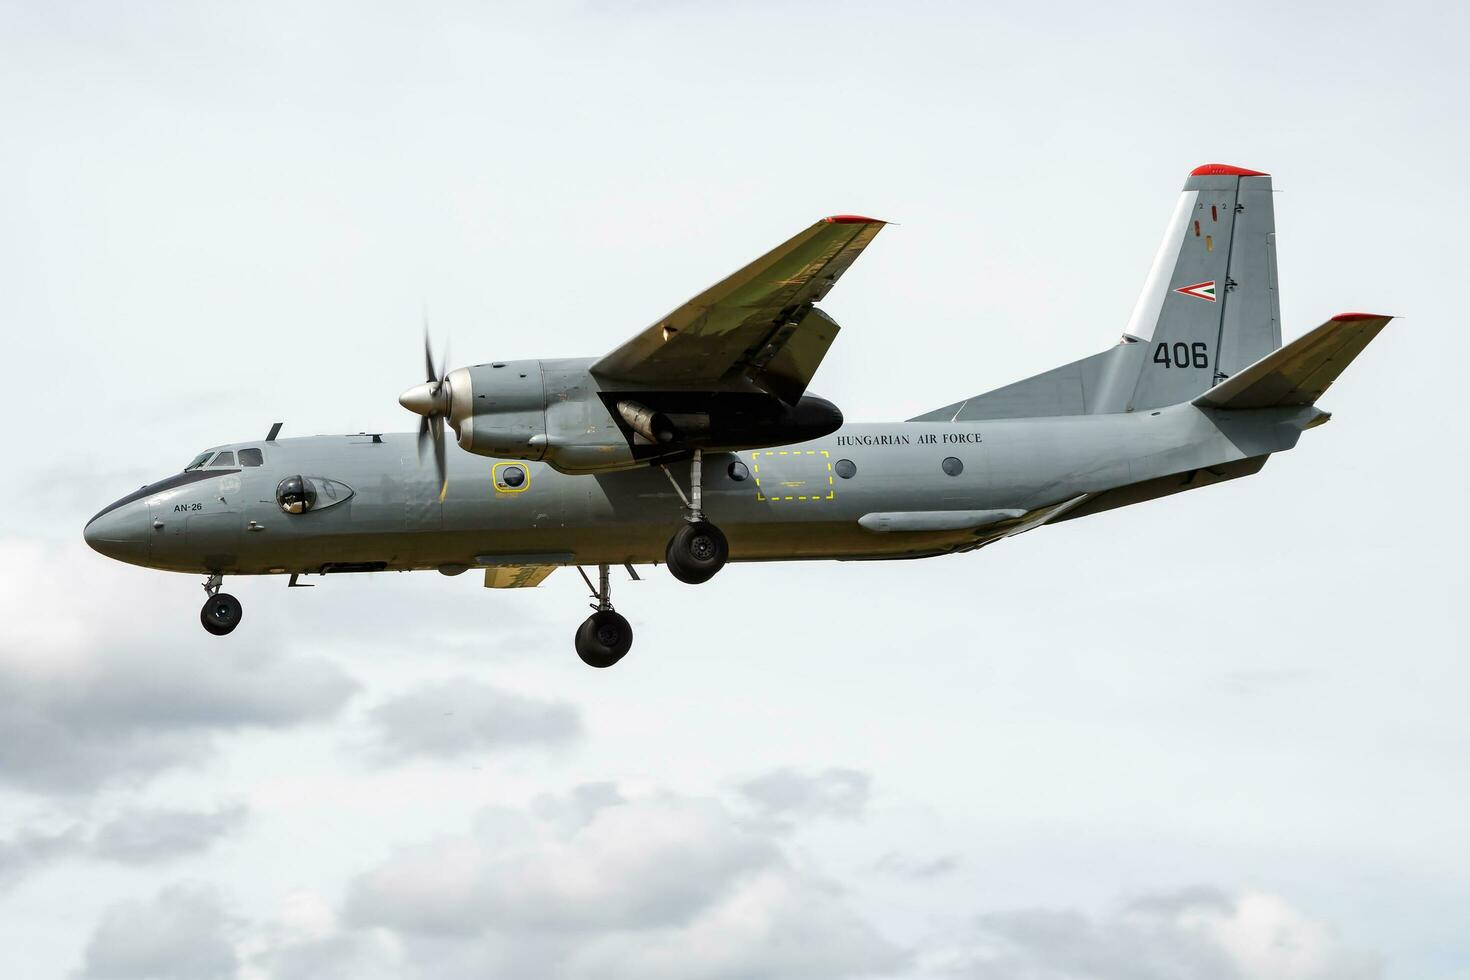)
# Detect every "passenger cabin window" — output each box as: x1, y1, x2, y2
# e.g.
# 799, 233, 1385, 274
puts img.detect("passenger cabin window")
184, 452, 213, 472
238, 448, 263, 467
211, 451, 236, 467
